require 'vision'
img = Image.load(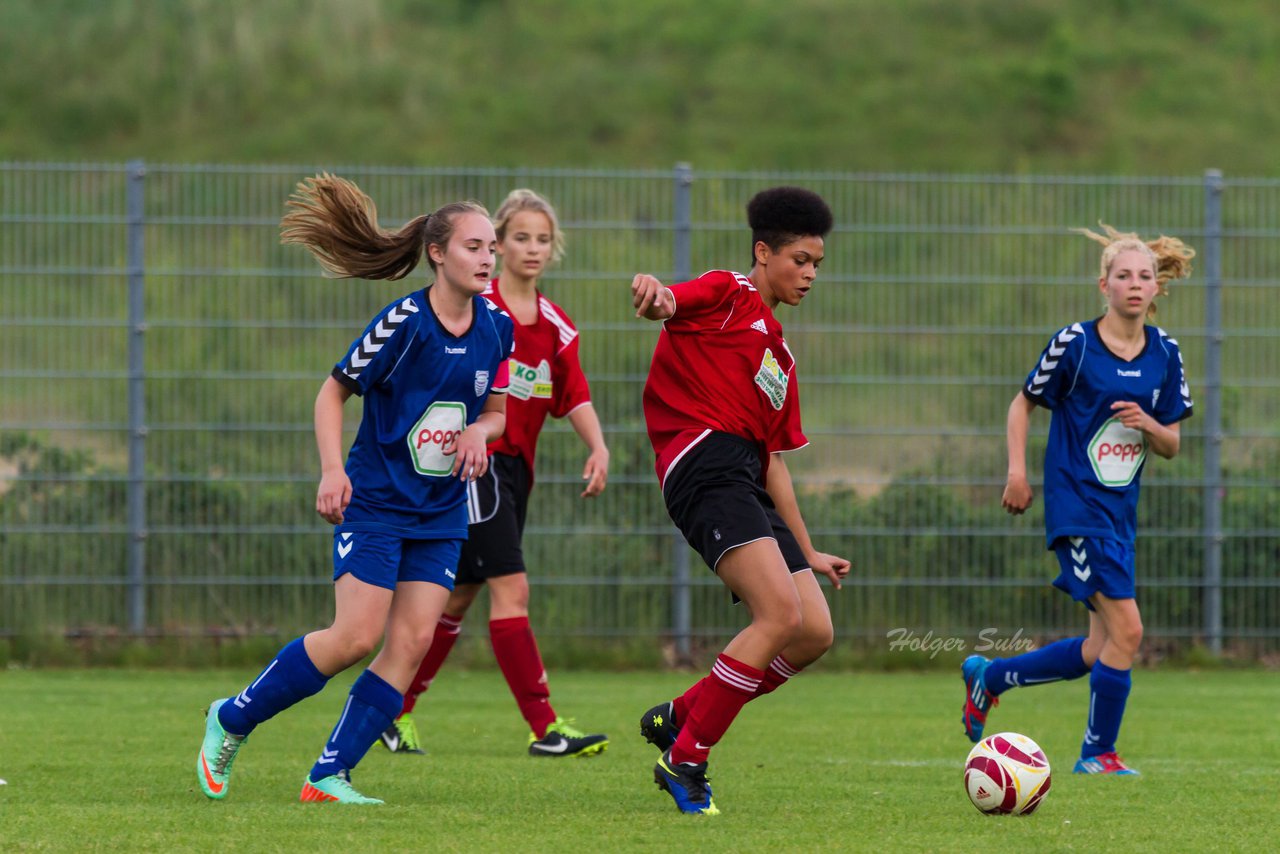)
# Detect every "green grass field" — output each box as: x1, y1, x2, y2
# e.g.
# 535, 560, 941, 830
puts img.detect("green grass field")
1, 668, 1275, 852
